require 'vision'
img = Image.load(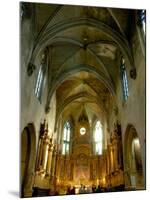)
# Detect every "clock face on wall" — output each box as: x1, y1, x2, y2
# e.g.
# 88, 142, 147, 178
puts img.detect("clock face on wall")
80, 127, 86, 135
